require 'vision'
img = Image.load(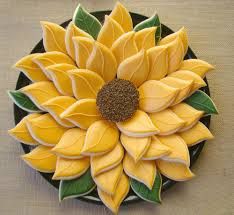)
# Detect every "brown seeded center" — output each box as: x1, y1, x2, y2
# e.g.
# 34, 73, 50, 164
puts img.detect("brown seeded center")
96, 79, 139, 122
